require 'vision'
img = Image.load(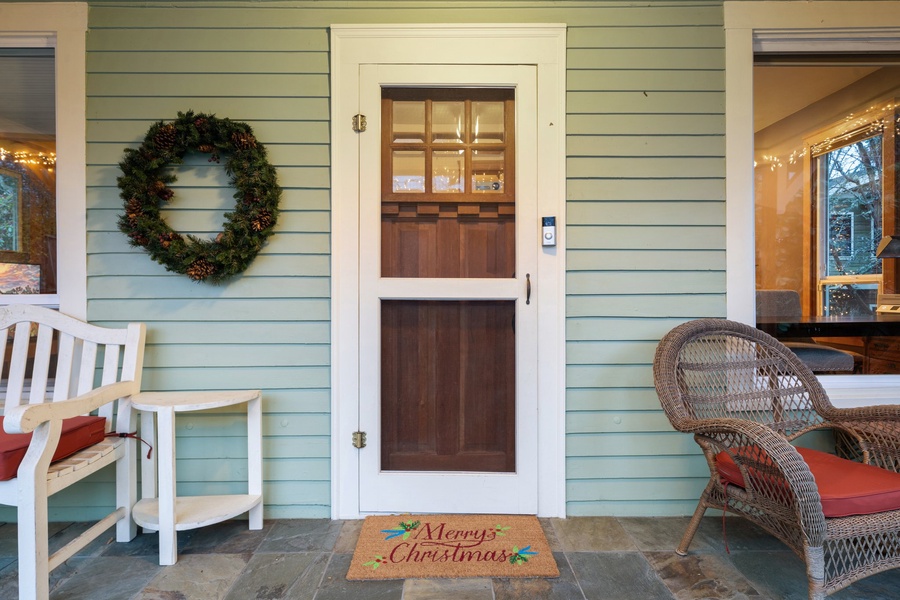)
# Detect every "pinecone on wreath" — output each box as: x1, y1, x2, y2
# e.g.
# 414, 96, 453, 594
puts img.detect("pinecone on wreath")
125, 198, 142, 221
251, 209, 274, 232
158, 232, 179, 249
151, 180, 174, 201
186, 258, 216, 281
154, 123, 177, 151
232, 132, 257, 151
